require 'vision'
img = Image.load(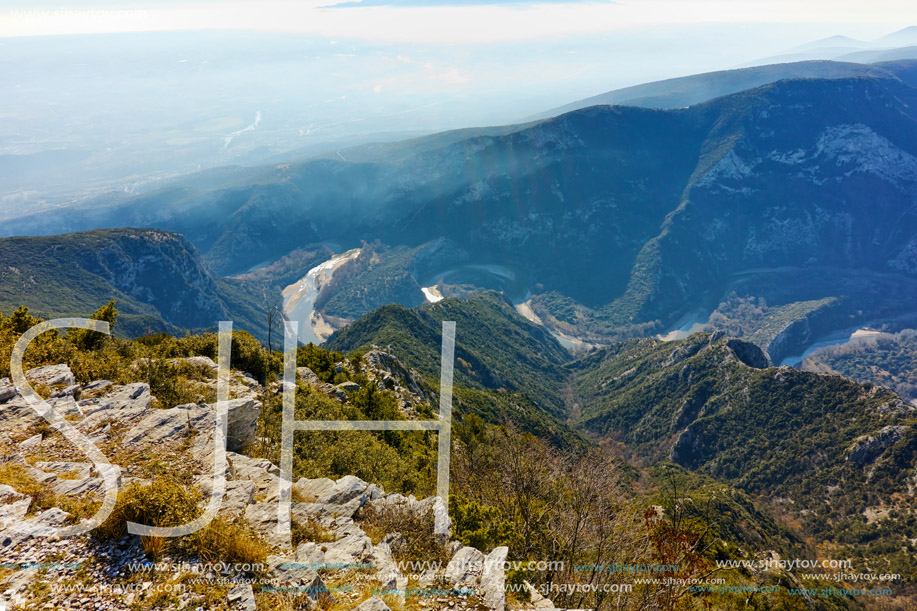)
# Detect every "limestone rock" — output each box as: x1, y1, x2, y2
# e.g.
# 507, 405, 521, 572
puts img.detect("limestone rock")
0, 486, 30, 531
34, 462, 92, 481
295, 541, 326, 568
227, 583, 256, 611
482, 546, 508, 611
268, 554, 329, 600
0, 378, 17, 403
225, 398, 261, 451
322, 533, 372, 565
122, 403, 210, 448
845, 426, 909, 465
0, 508, 69, 552
243, 503, 291, 549
355, 596, 391, 611
297, 367, 322, 385
17, 434, 42, 451
371, 541, 404, 589
293, 477, 335, 502
444, 546, 485, 587
25, 364, 75, 388
317, 475, 368, 505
